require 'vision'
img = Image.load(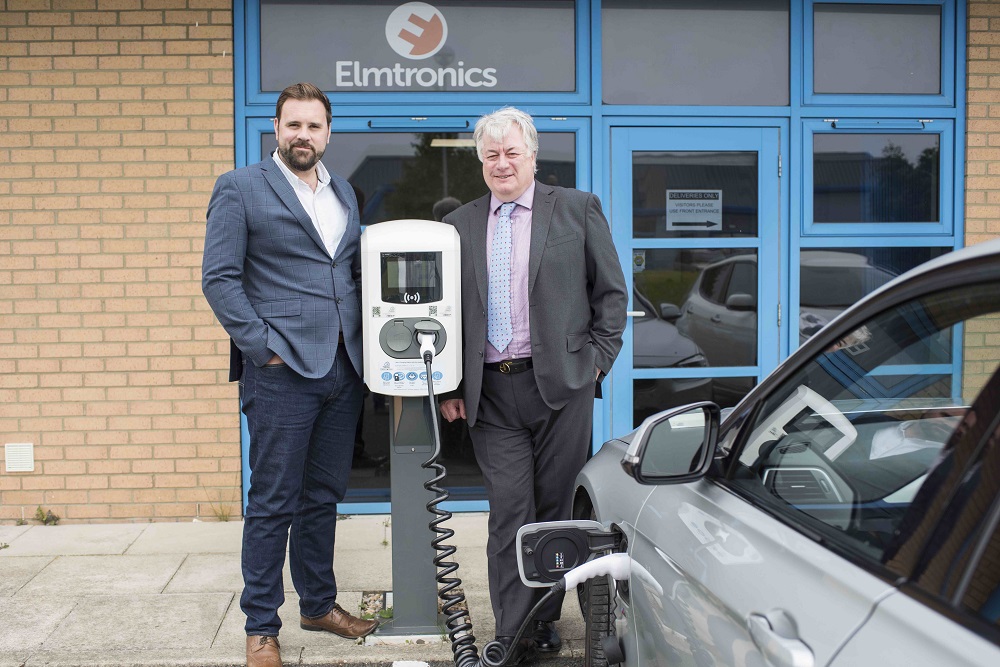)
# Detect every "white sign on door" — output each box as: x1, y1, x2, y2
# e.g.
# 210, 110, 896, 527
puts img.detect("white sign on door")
666, 190, 722, 231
